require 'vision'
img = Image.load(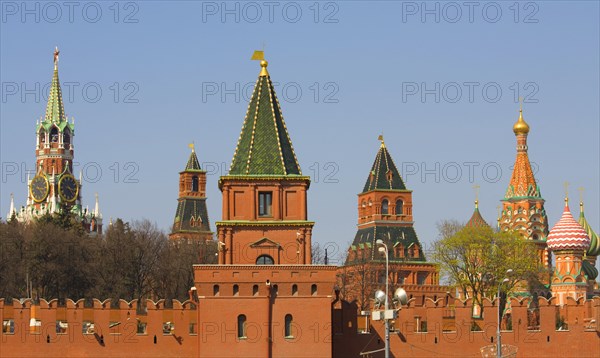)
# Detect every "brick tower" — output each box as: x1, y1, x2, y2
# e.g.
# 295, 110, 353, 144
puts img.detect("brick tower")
499, 108, 549, 267
9, 48, 101, 234
169, 145, 212, 242
341, 137, 446, 310
215, 57, 313, 265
